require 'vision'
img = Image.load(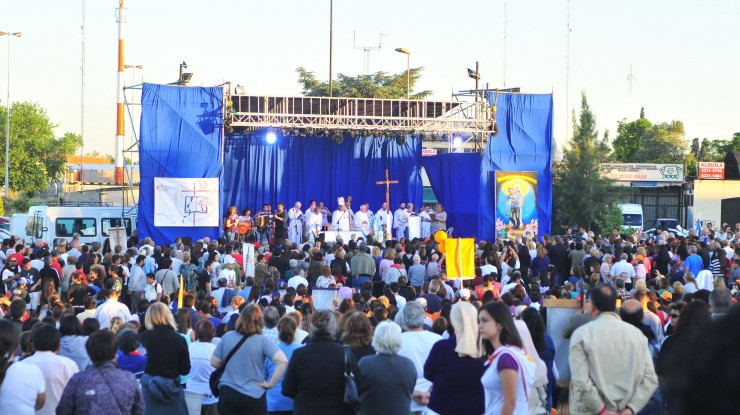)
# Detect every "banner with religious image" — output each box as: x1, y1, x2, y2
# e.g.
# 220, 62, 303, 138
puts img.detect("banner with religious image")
495, 171, 538, 239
